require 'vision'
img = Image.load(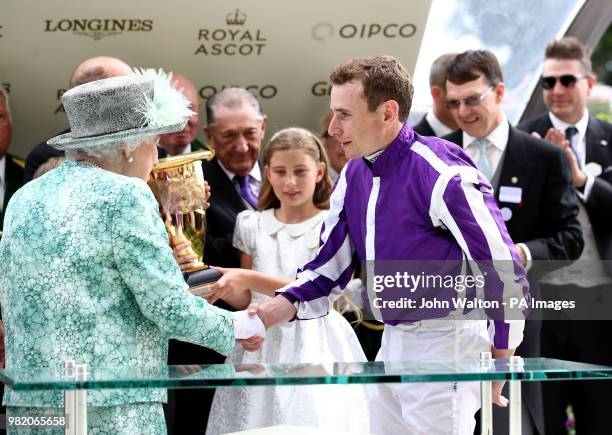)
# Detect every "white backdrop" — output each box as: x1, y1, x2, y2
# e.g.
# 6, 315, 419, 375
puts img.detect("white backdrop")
0, 1, 432, 157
